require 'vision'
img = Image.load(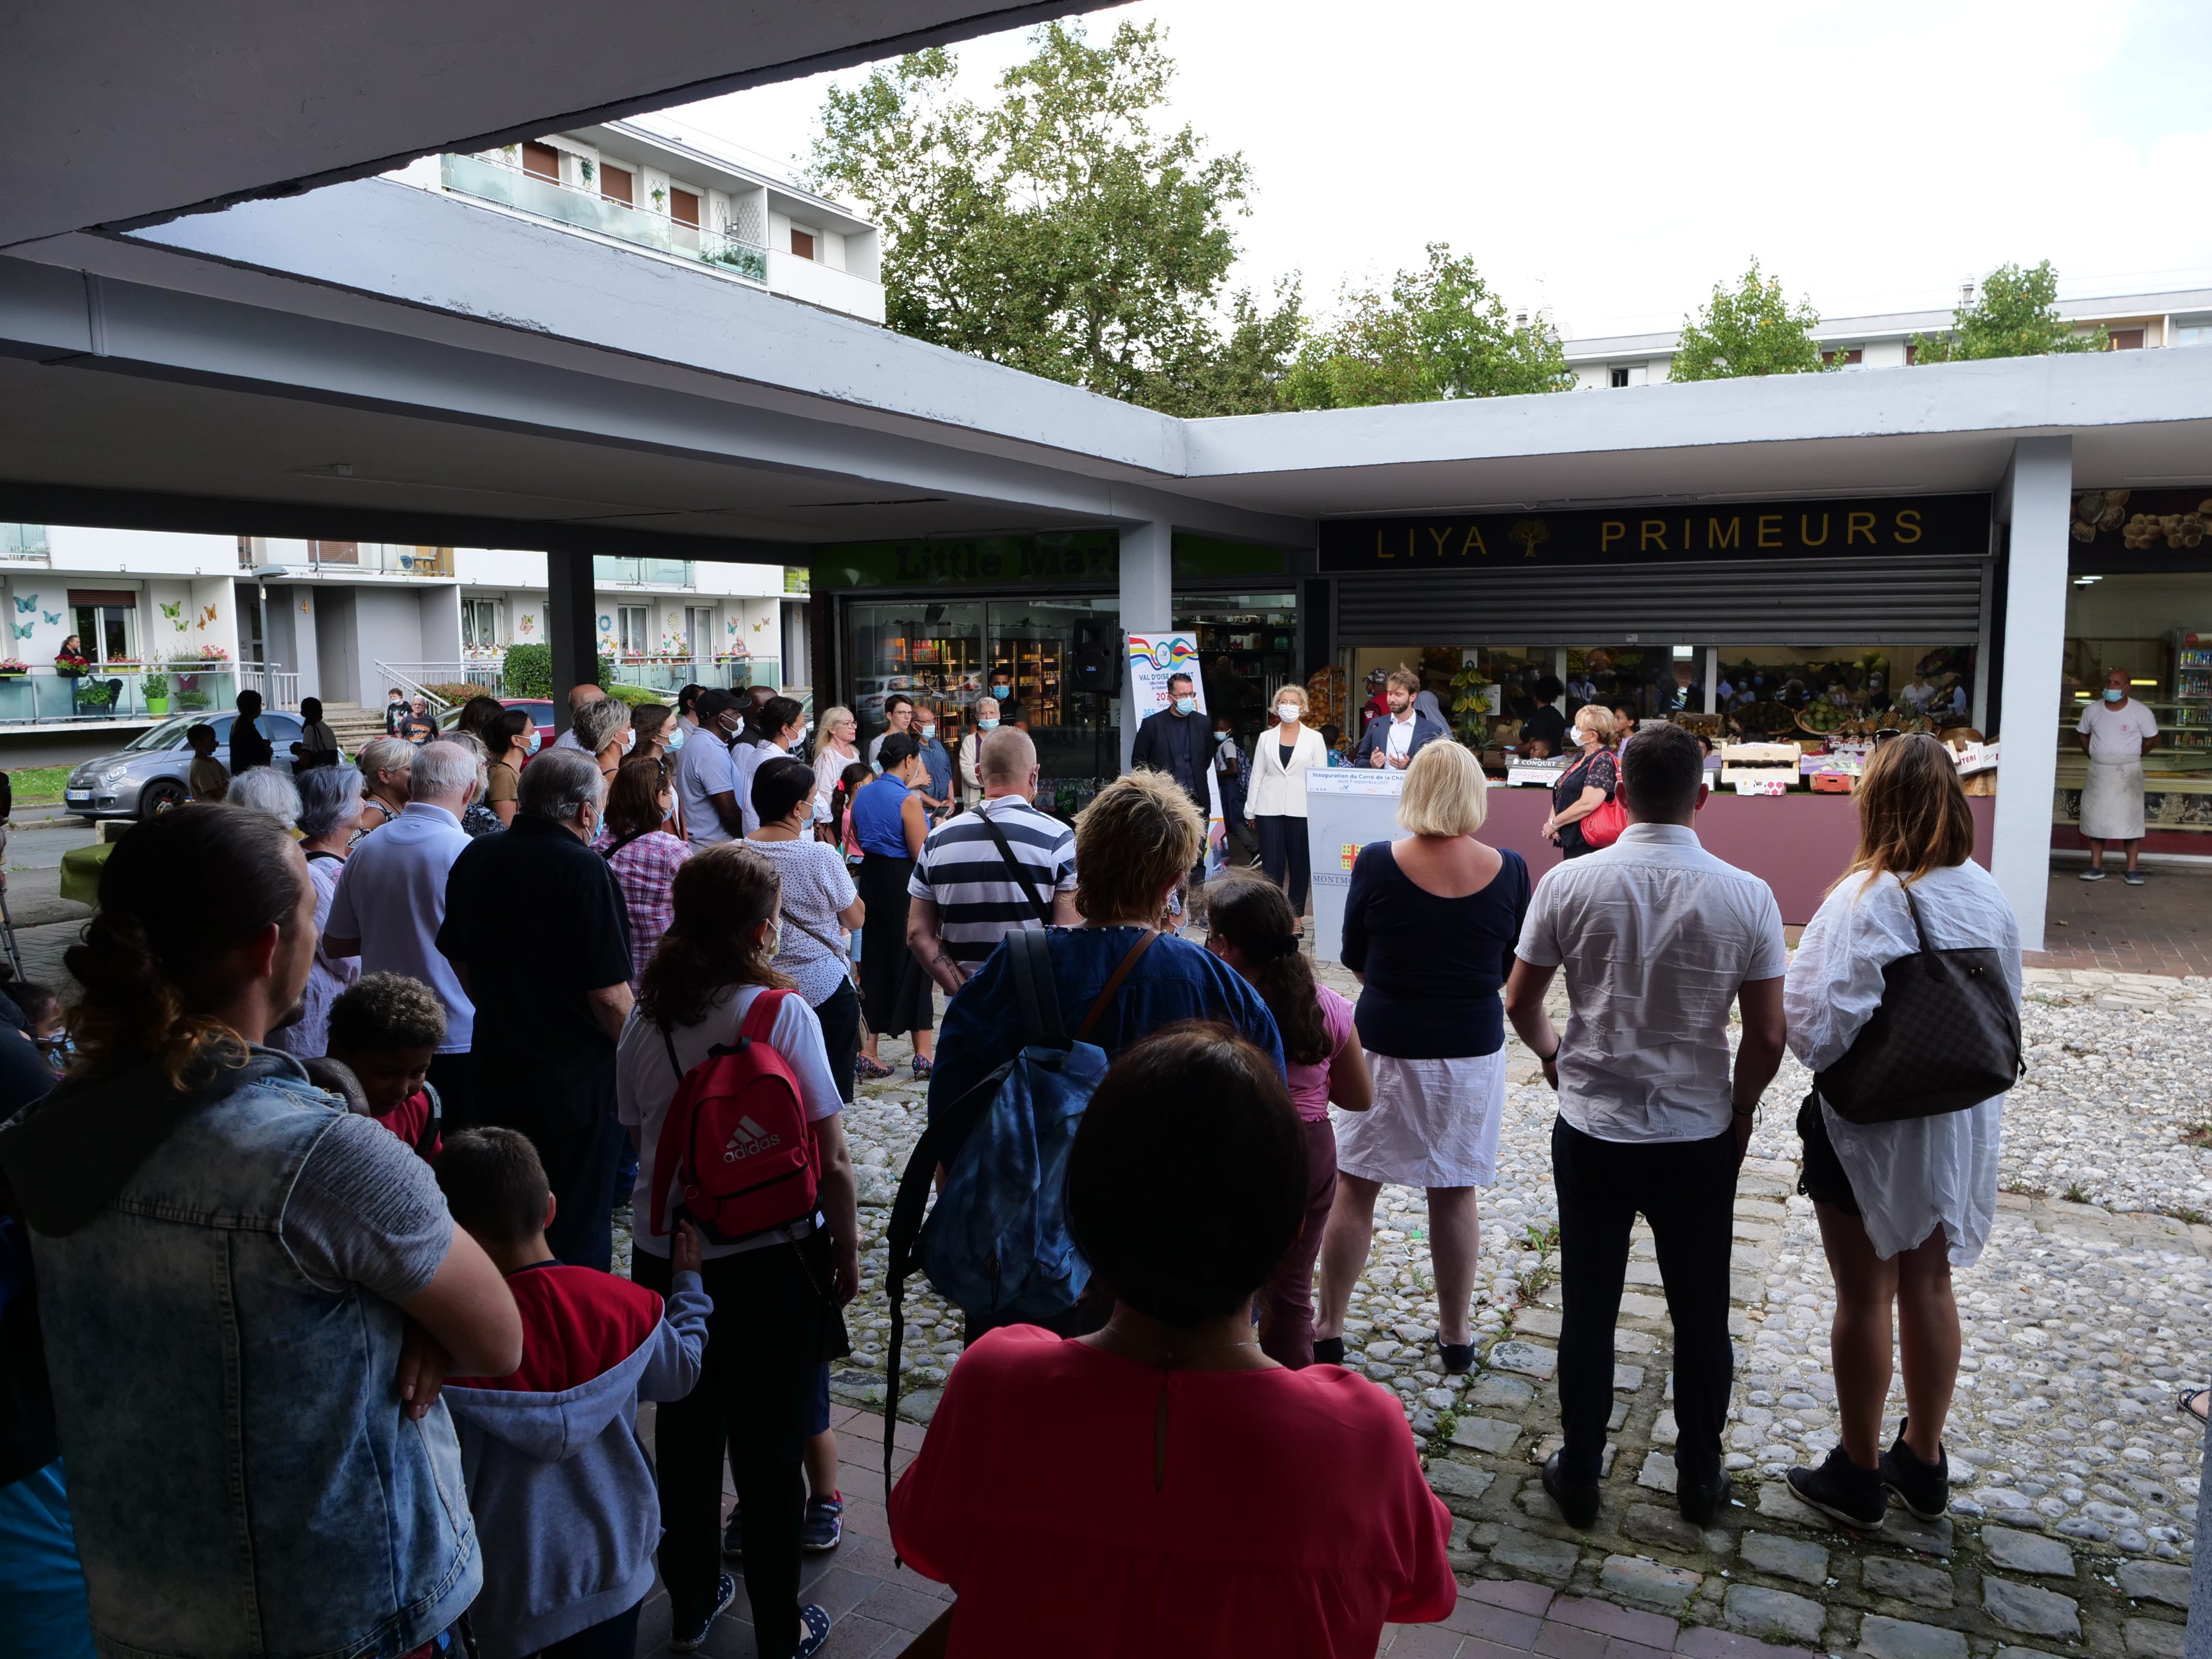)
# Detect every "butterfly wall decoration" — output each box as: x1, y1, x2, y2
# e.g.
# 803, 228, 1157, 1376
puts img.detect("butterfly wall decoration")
10, 622, 32, 640
160, 602, 184, 631
11, 596, 33, 615
41, 611, 59, 626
